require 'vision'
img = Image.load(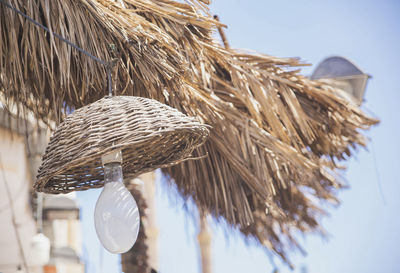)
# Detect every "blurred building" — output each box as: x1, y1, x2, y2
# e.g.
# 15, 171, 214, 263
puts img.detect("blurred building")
0, 102, 85, 273
41, 193, 84, 273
